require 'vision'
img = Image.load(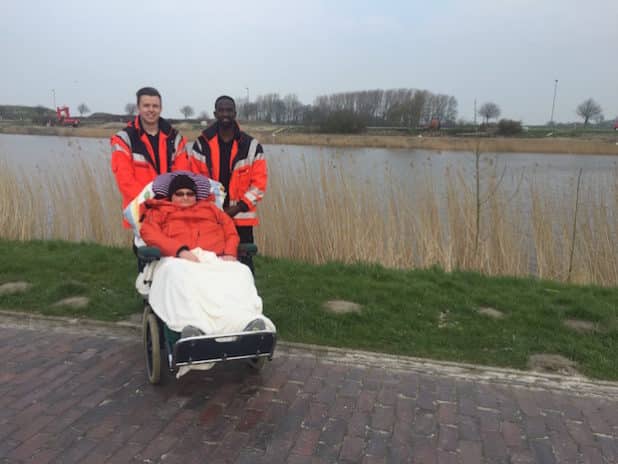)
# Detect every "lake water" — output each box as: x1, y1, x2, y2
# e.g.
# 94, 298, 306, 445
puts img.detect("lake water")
1, 133, 616, 205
